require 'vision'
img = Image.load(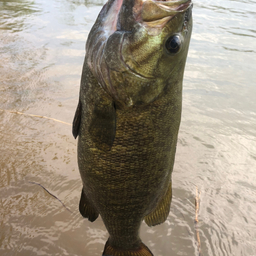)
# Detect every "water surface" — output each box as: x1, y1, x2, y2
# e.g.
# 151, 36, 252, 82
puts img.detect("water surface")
0, 0, 256, 255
